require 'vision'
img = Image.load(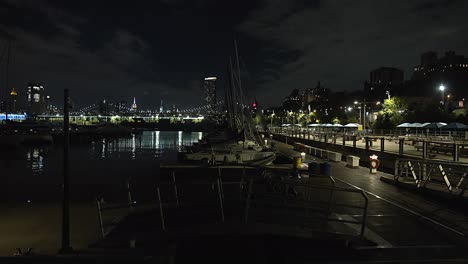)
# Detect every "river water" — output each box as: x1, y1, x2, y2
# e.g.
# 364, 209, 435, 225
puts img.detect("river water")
0, 131, 202, 204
